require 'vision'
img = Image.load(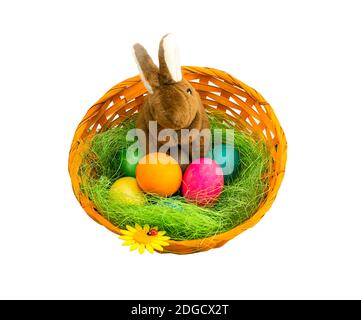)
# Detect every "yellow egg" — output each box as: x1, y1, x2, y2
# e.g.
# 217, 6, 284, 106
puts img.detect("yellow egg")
109, 177, 145, 205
